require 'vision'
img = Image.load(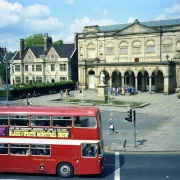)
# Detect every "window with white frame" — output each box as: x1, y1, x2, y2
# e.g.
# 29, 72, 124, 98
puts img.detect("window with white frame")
59, 64, 66, 71
60, 77, 67, 82
36, 76, 42, 84
36, 65, 42, 72
25, 76, 29, 84
51, 64, 55, 71
15, 76, 21, 84
32, 65, 34, 71
33, 76, 35, 83
15, 65, 20, 72
25, 65, 28, 71
12, 66, 14, 73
